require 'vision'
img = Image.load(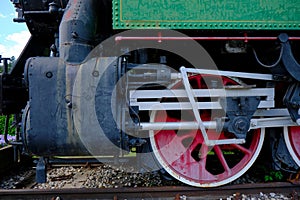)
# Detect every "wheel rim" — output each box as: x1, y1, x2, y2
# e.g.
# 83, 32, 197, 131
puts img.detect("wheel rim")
149, 75, 265, 187
284, 126, 300, 167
